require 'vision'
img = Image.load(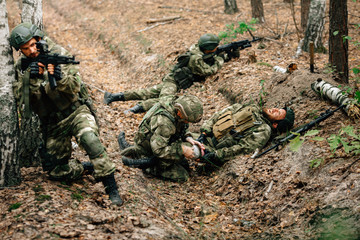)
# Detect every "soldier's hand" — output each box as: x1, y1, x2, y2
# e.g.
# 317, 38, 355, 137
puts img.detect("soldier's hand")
218, 52, 230, 62
182, 145, 195, 160
29, 62, 44, 78
186, 137, 205, 156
